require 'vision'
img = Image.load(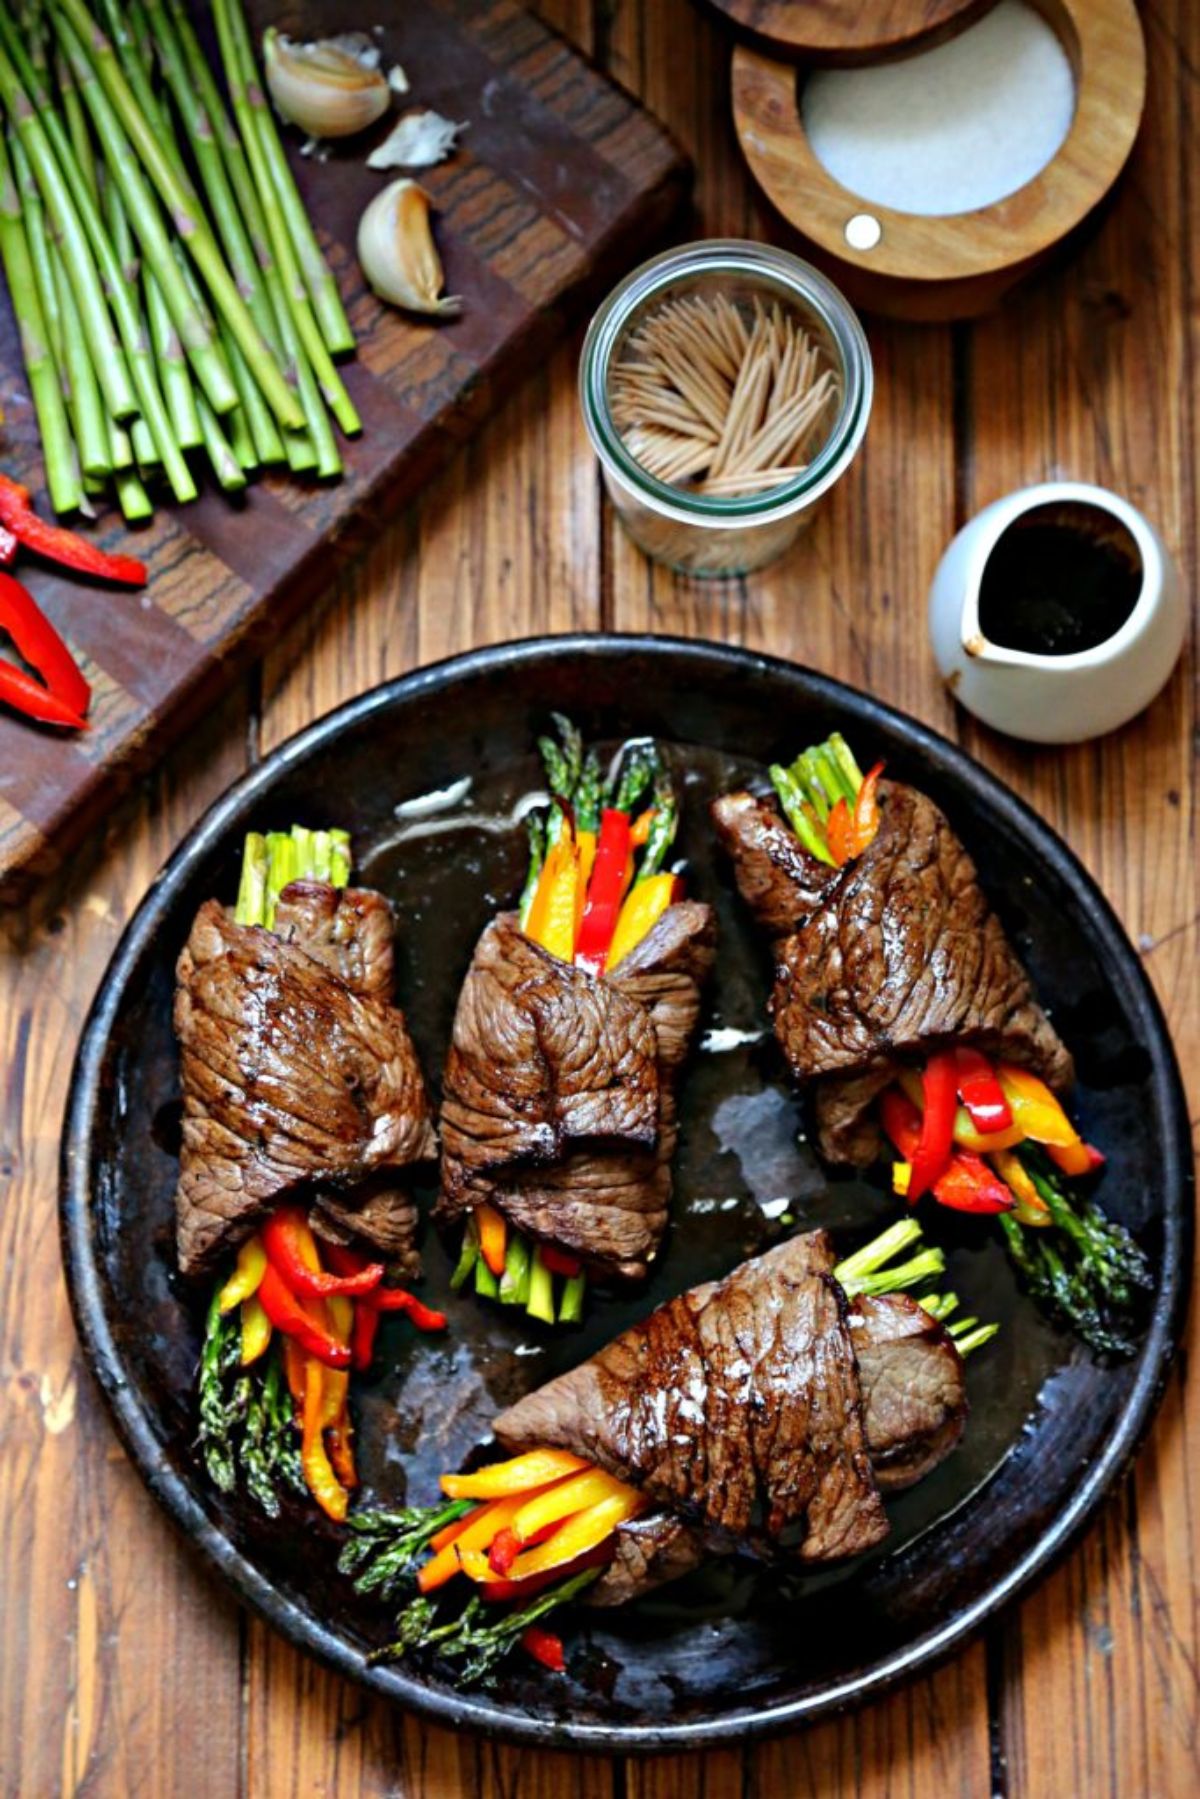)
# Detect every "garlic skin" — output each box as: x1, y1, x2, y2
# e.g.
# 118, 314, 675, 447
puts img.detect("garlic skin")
357, 180, 462, 317
367, 110, 467, 171
263, 28, 391, 140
